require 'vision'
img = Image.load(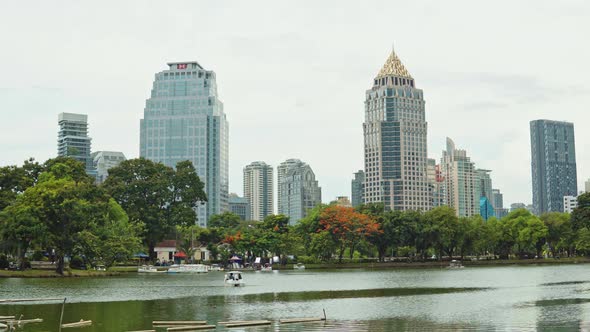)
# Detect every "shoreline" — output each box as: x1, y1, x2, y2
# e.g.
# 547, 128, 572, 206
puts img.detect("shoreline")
1, 258, 589, 278
0, 269, 121, 278
283, 257, 590, 270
